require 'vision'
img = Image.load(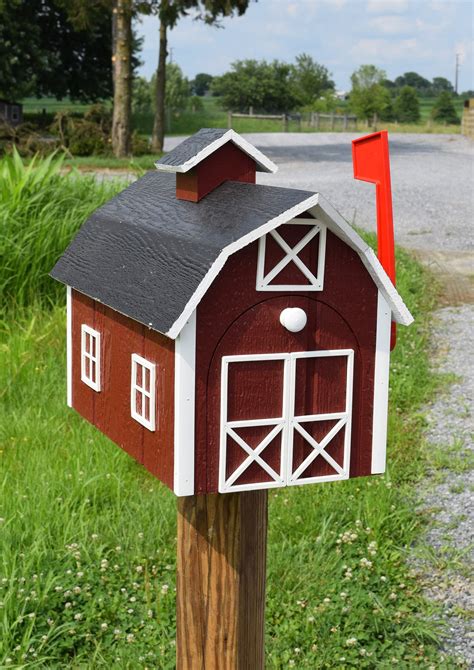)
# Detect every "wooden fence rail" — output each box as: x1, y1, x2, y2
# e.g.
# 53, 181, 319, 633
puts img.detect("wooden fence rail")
227, 110, 358, 132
